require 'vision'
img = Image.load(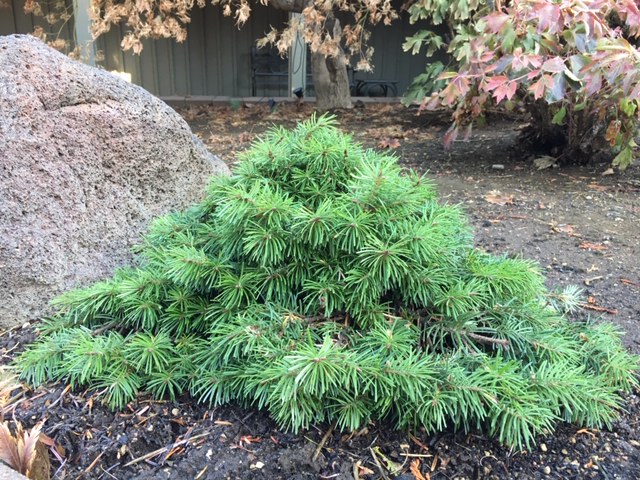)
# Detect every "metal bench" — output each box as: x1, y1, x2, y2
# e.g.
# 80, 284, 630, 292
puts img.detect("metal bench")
250, 46, 289, 96
353, 78, 399, 97
251, 46, 398, 98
